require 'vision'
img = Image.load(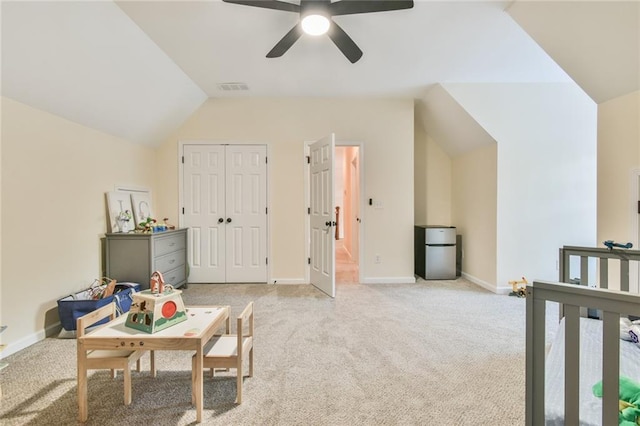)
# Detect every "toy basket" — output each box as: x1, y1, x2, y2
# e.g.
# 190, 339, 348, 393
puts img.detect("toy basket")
57, 280, 140, 331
